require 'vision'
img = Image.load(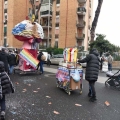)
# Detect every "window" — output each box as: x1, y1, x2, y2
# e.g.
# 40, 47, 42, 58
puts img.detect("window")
55, 34, 59, 38
56, 11, 60, 16
4, 9, 7, 13
4, 38, 7, 47
55, 23, 59, 27
55, 41, 58, 48
4, 27, 7, 36
56, 0, 60, 4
